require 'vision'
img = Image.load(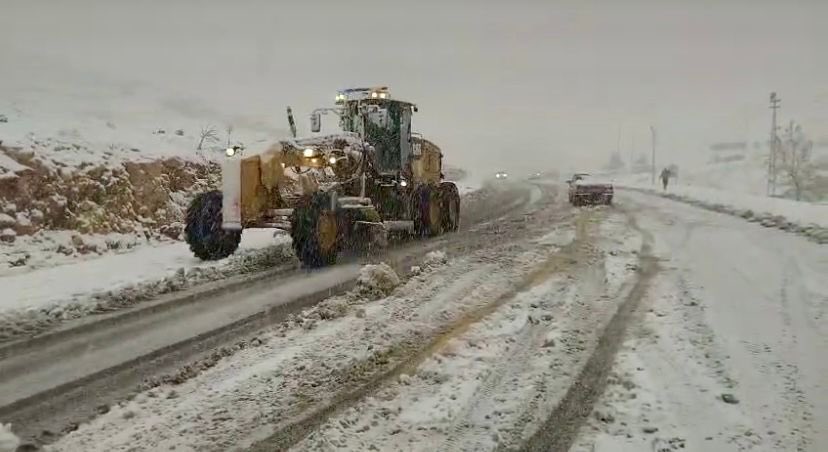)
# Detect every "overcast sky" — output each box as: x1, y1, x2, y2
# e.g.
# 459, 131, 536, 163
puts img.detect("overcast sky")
2, 0, 826, 174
